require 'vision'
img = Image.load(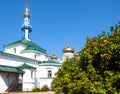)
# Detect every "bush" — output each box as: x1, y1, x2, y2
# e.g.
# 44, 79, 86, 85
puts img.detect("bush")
53, 22, 120, 94
40, 85, 49, 91
32, 88, 40, 92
